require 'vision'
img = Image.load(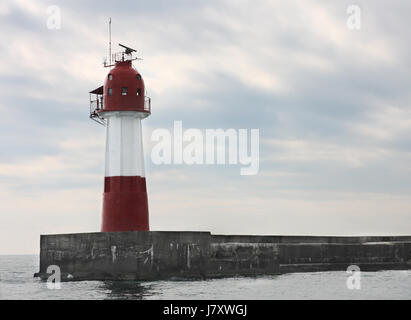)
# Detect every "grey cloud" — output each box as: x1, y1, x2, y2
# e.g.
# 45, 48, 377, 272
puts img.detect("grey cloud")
1, 0, 411, 253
